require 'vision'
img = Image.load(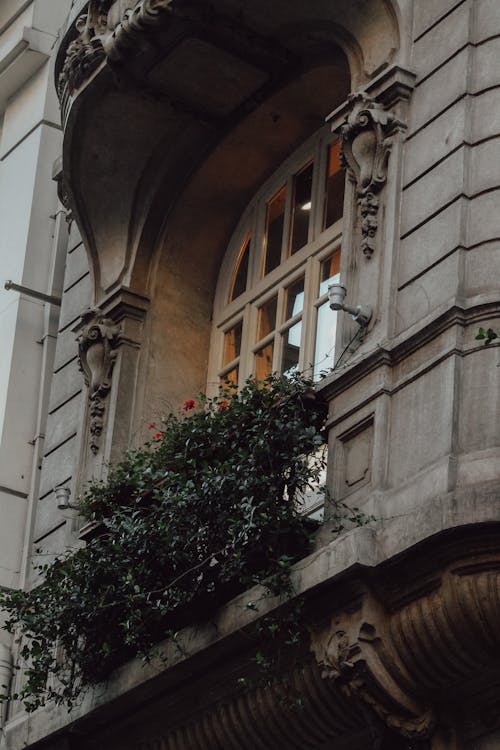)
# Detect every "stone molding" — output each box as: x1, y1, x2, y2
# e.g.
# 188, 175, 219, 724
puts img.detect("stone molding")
335, 91, 405, 258
76, 308, 122, 454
